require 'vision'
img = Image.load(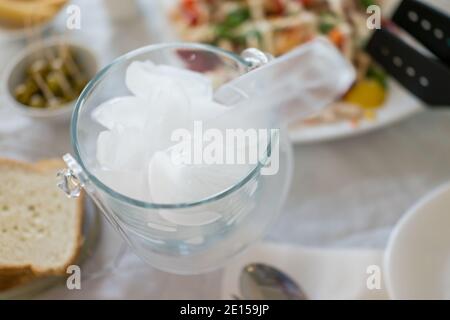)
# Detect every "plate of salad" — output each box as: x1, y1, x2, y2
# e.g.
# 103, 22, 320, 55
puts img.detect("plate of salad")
165, 0, 424, 143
